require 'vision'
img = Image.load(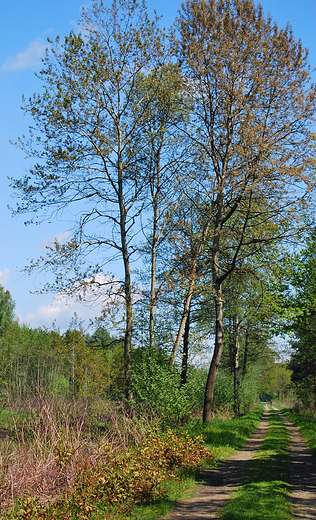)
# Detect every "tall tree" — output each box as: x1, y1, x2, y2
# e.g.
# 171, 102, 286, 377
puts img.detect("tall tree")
10, 0, 166, 399
132, 64, 191, 351
175, 0, 316, 421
